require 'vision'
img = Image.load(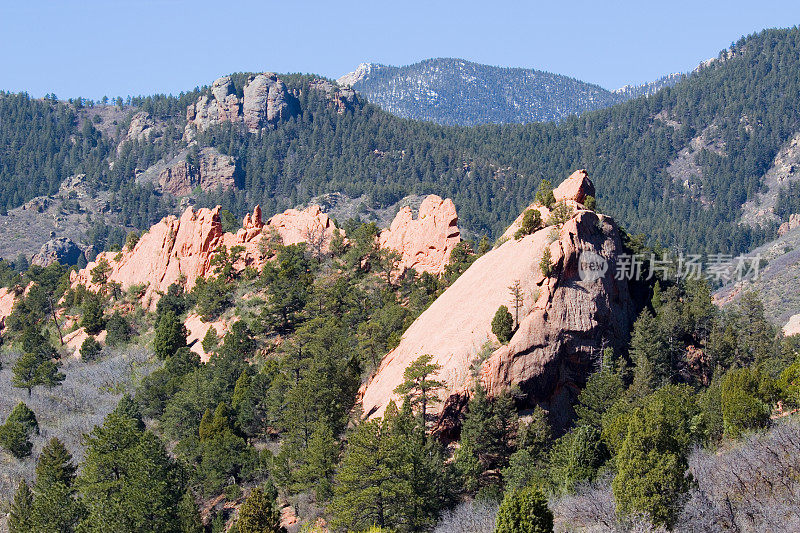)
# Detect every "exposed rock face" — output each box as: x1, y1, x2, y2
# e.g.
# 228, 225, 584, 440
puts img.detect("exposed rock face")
500, 169, 594, 241
0, 287, 17, 332
32, 237, 84, 267
784, 313, 800, 336
70, 204, 335, 309
309, 79, 357, 114
117, 112, 156, 153
185, 312, 233, 362
266, 205, 338, 251
378, 195, 460, 275
186, 73, 297, 134
779, 213, 800, 236
553, 169, 595, 206
360, 171, 635, 432
158, 147, 237, 196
